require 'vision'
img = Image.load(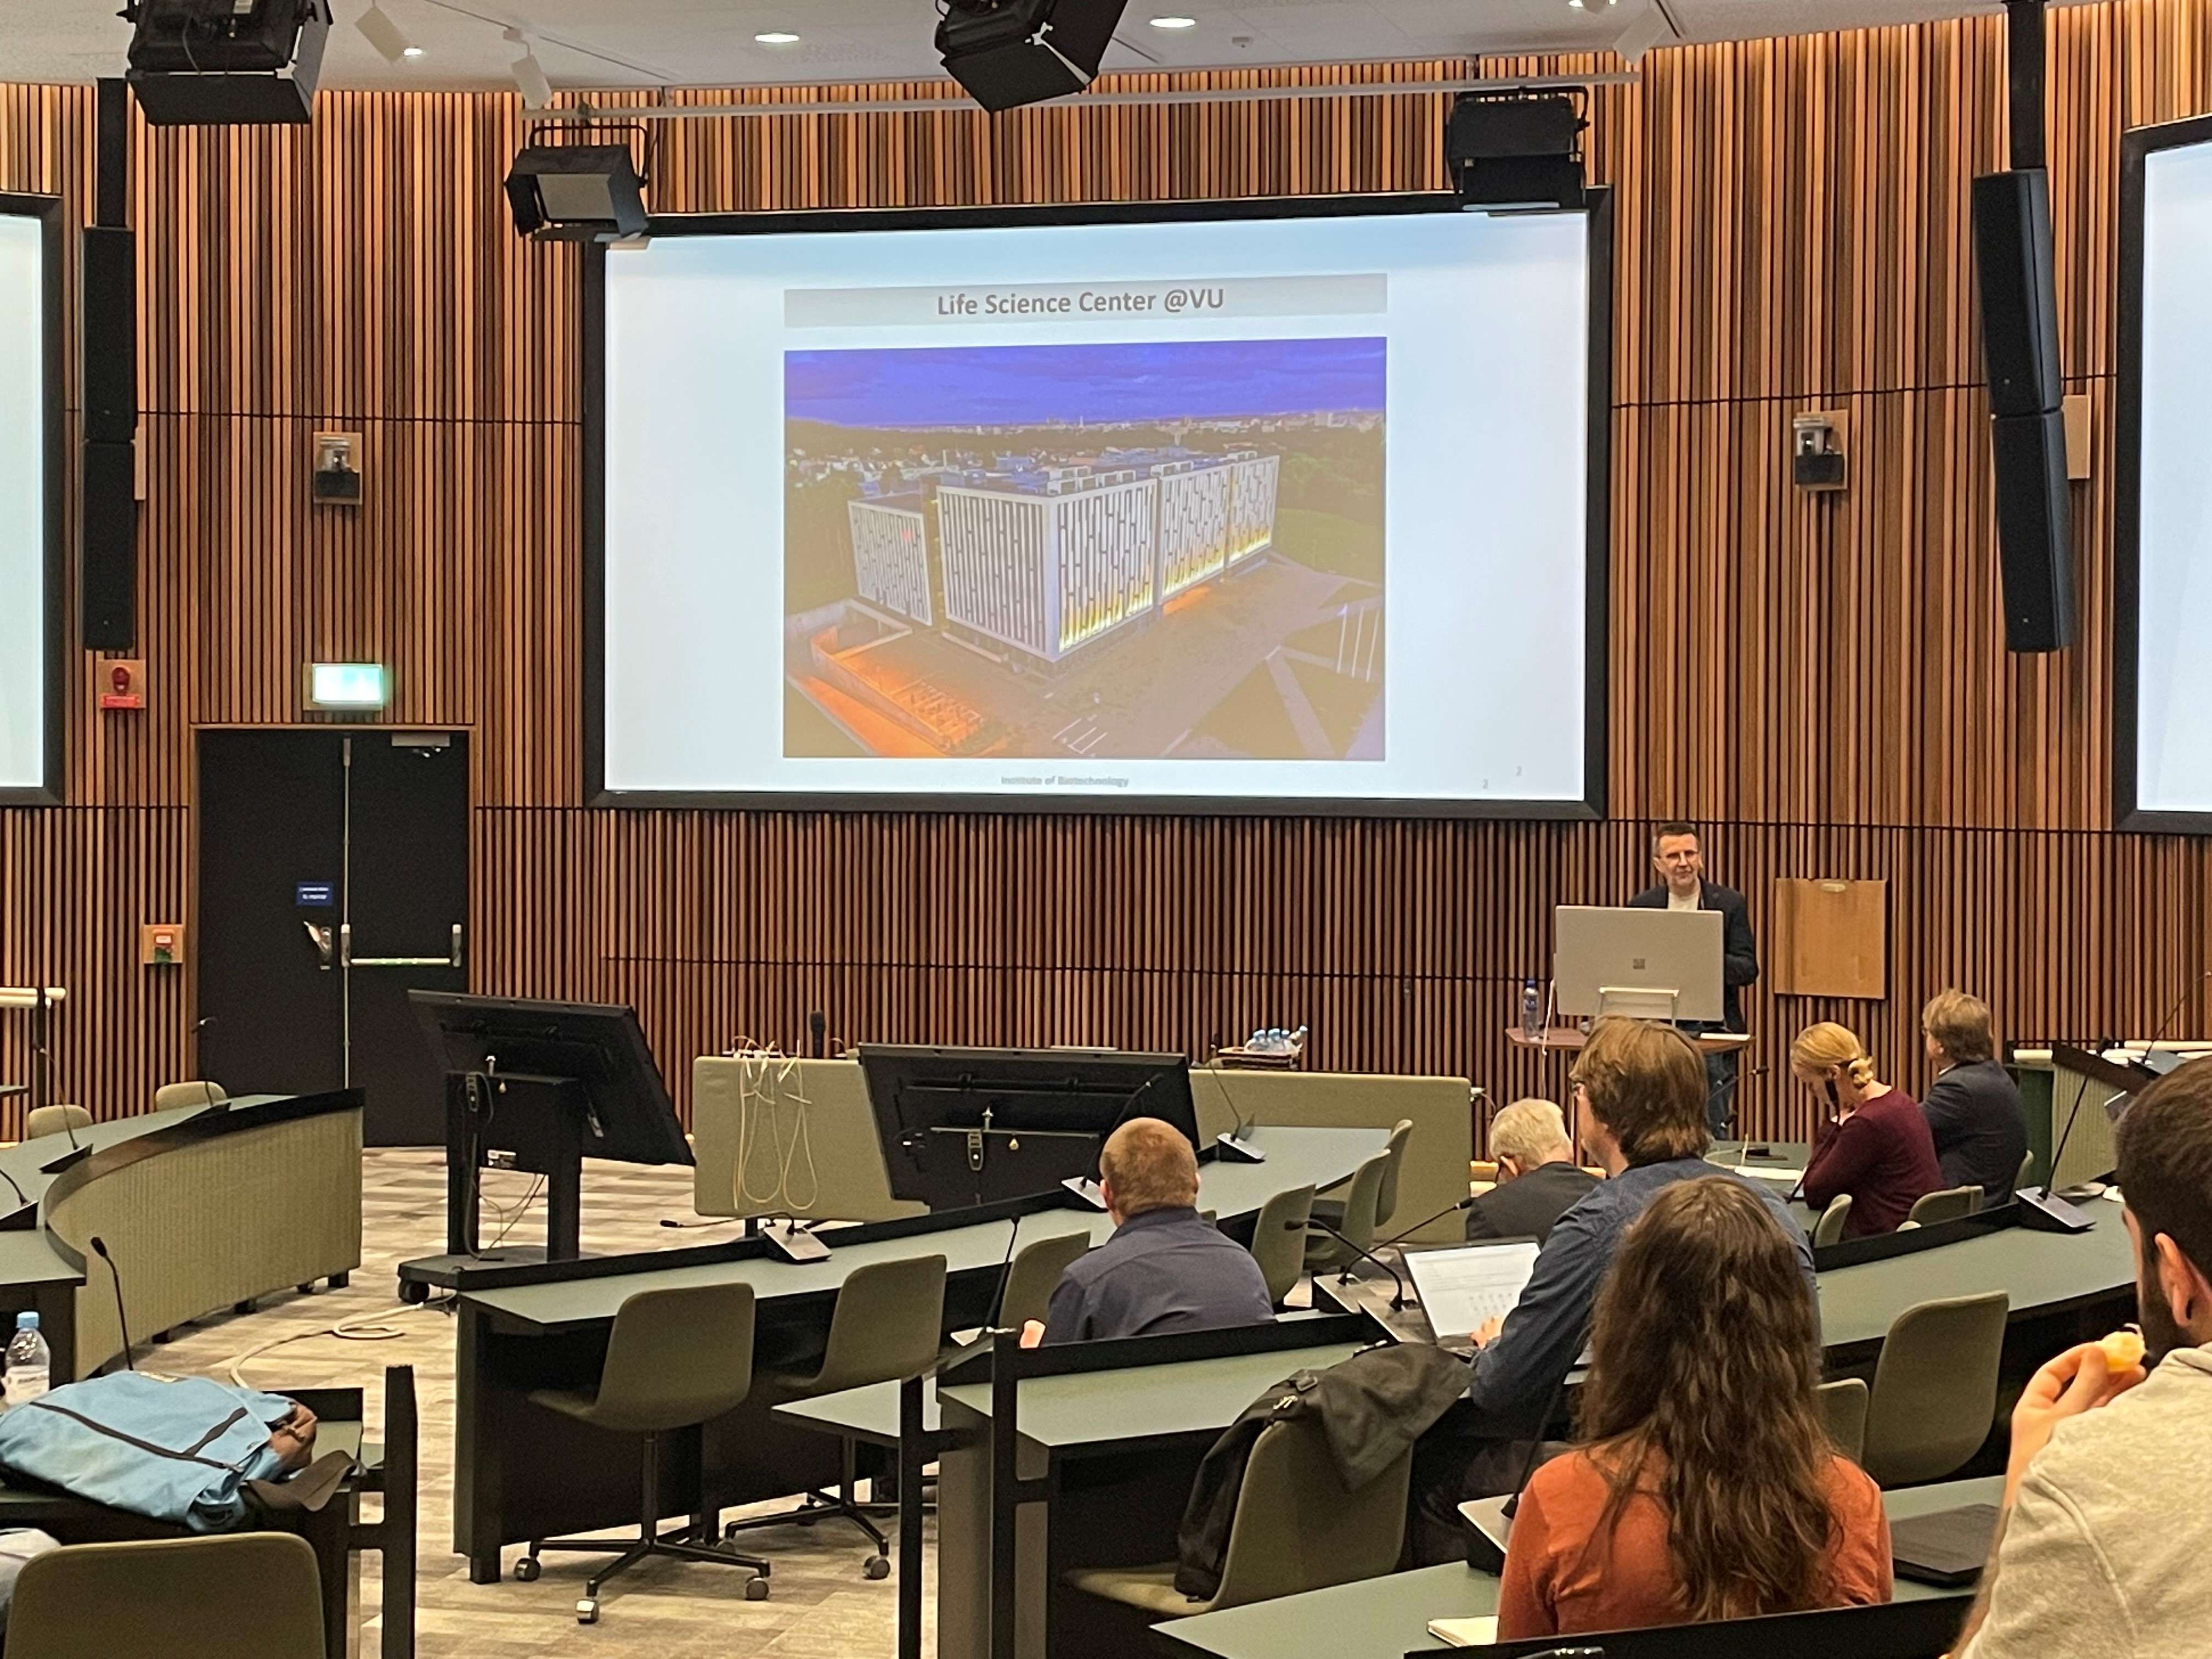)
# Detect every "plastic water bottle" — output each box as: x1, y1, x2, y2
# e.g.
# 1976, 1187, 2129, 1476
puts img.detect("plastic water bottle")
1520, 979, 1544, 1042
3, 1313, 50, 1410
